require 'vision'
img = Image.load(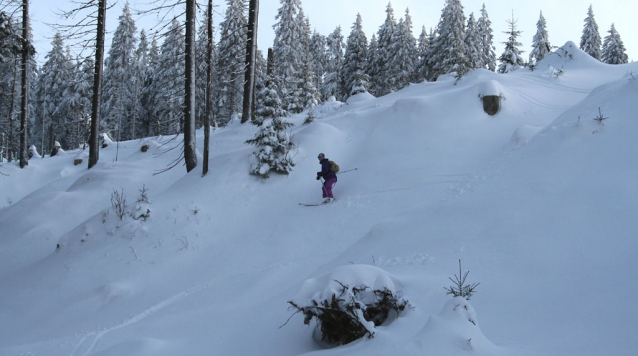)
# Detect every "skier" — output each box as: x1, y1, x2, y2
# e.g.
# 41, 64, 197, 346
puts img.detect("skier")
316, 153, 337, 203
